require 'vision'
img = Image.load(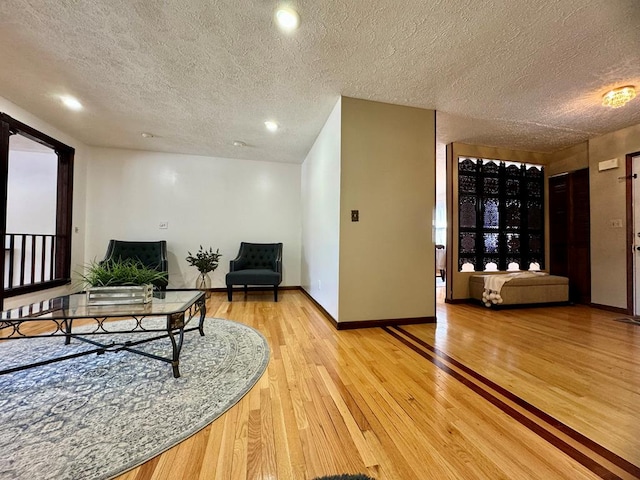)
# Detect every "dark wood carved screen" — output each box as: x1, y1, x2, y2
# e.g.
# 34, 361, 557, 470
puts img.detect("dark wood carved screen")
458, 157, 544, 272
